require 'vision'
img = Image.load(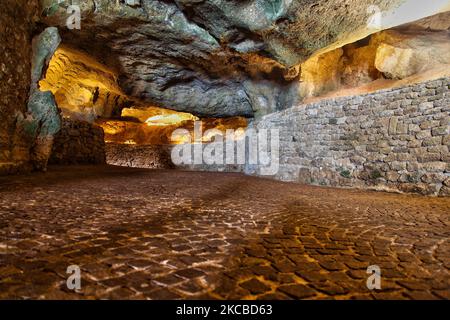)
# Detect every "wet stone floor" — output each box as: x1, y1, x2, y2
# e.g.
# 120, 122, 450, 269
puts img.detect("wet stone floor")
0, 165, 449, 300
